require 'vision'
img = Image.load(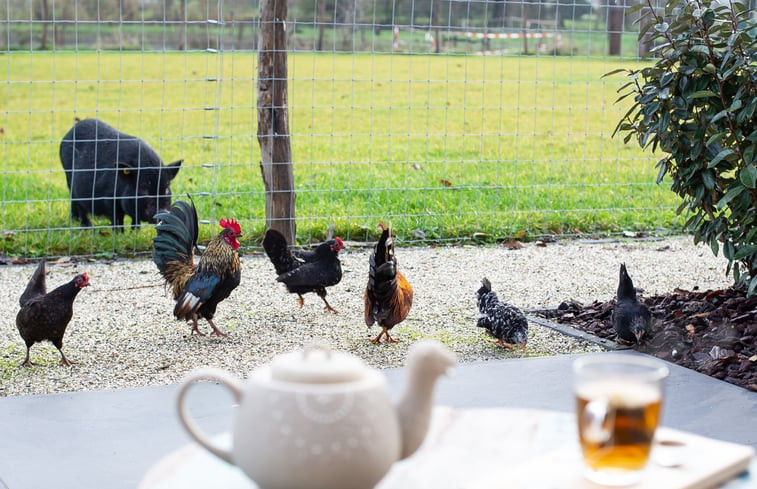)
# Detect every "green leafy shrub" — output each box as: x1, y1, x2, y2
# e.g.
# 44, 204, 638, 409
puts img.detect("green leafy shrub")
610, 0, 757, 295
